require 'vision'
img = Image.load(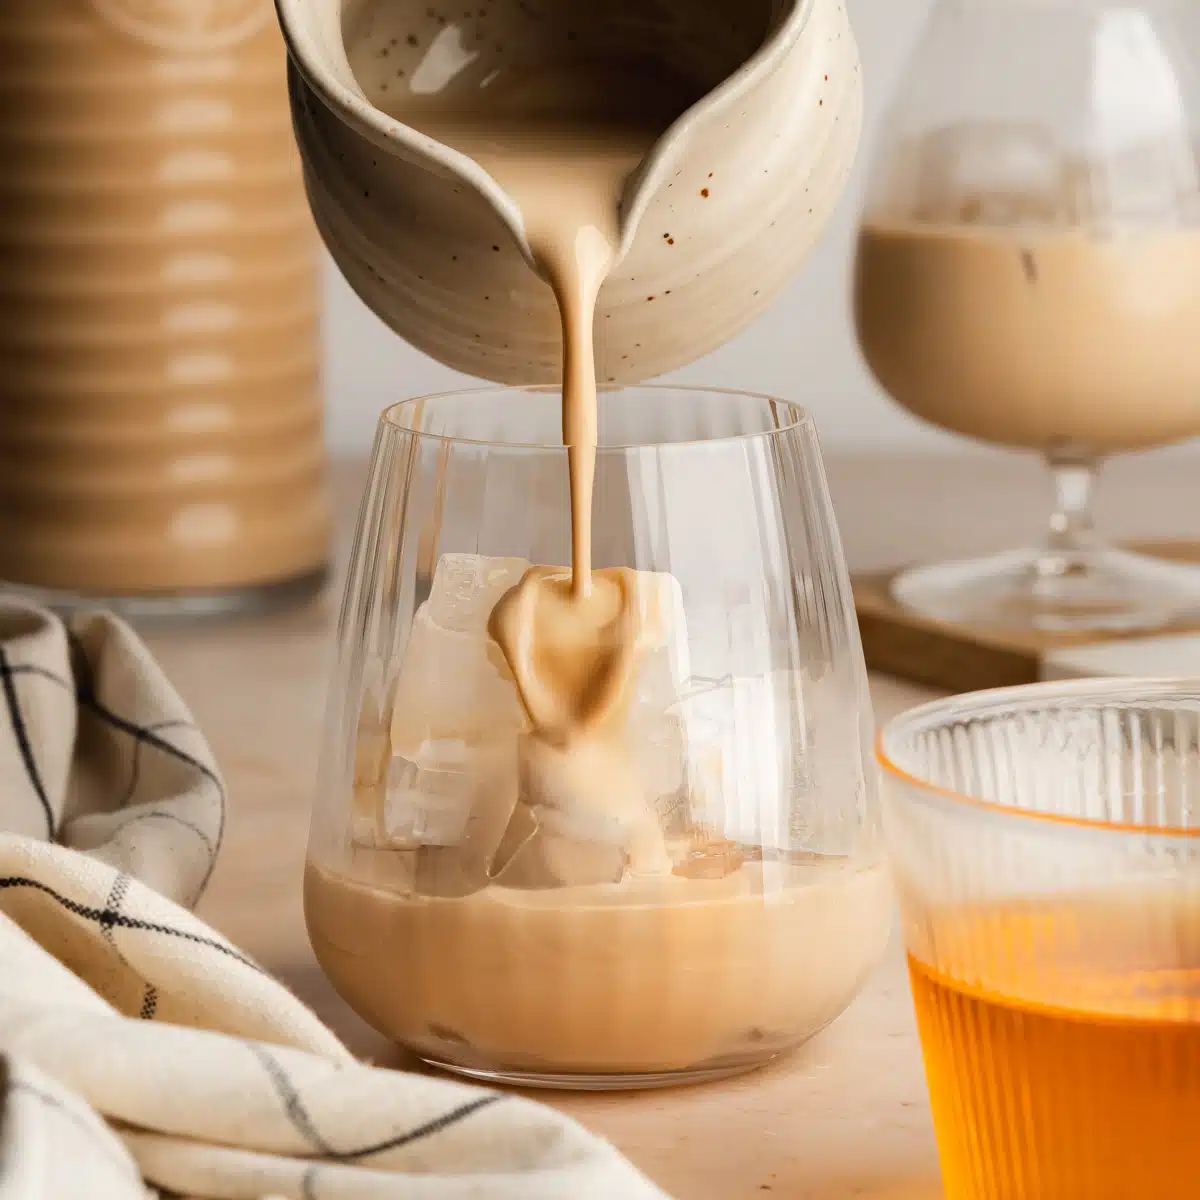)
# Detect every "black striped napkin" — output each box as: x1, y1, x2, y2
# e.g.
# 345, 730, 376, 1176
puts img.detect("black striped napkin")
0, 601, 667, 1200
